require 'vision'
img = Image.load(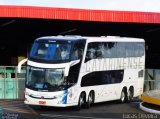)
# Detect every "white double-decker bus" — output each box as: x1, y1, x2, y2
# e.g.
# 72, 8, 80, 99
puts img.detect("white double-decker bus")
18, 35, 145, 109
